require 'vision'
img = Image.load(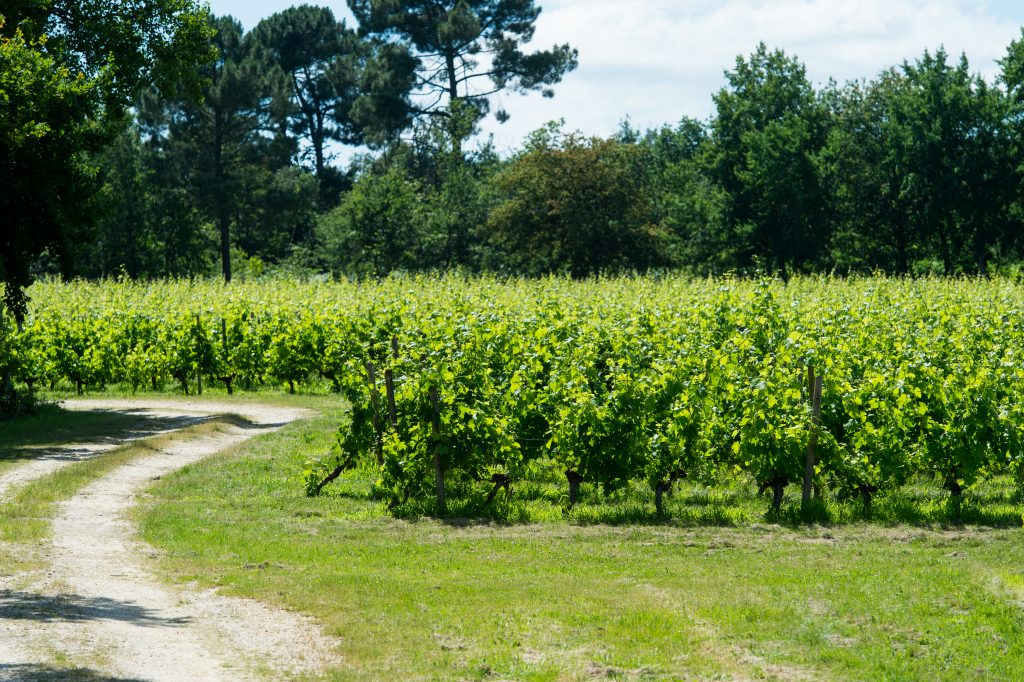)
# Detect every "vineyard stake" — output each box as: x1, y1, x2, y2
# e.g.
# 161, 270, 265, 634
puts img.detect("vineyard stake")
385, 369, 398, 430
802, 370, 823, 508
429, 386, 446, 514
221, 317, 233, 395
366, 361, 383, 465
195, 314, 202, 396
